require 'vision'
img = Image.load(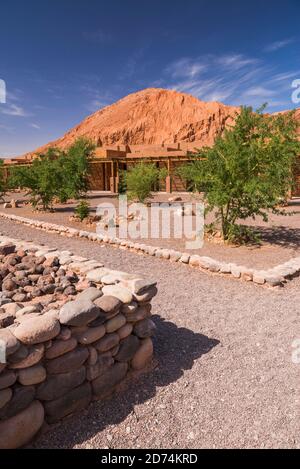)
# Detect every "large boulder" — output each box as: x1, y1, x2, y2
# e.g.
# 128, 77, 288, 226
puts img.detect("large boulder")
9, 344, 44, 369
94, 295, 122, 315
0, 385, 35, 420
18, 364, 46, 386
36, 366, 86, 401
131, 338, 153, 370
45, 337, 77, 359
46, 347, 89, 374
0, 370, 17, 390
115, 335, 140, 362
102, 285, 133, 304
92, 362, 128, 398
76, 287, 103, 302
44, 382, 92, 423
0, 400, 44, 449
13, 314, 60, 345
59, 299, 101, 327
133, 318, 156, 338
